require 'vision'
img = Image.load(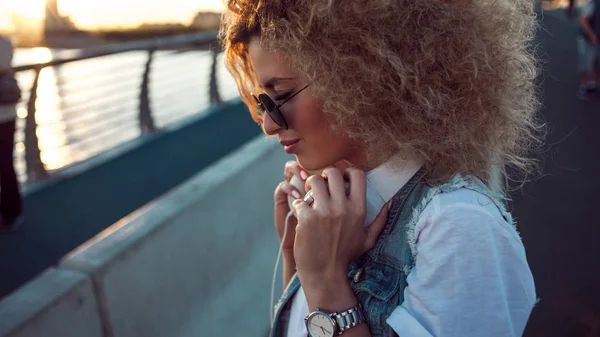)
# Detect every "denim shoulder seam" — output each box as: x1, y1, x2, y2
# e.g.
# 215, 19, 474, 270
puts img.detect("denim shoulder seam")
404, 175, 517, 274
